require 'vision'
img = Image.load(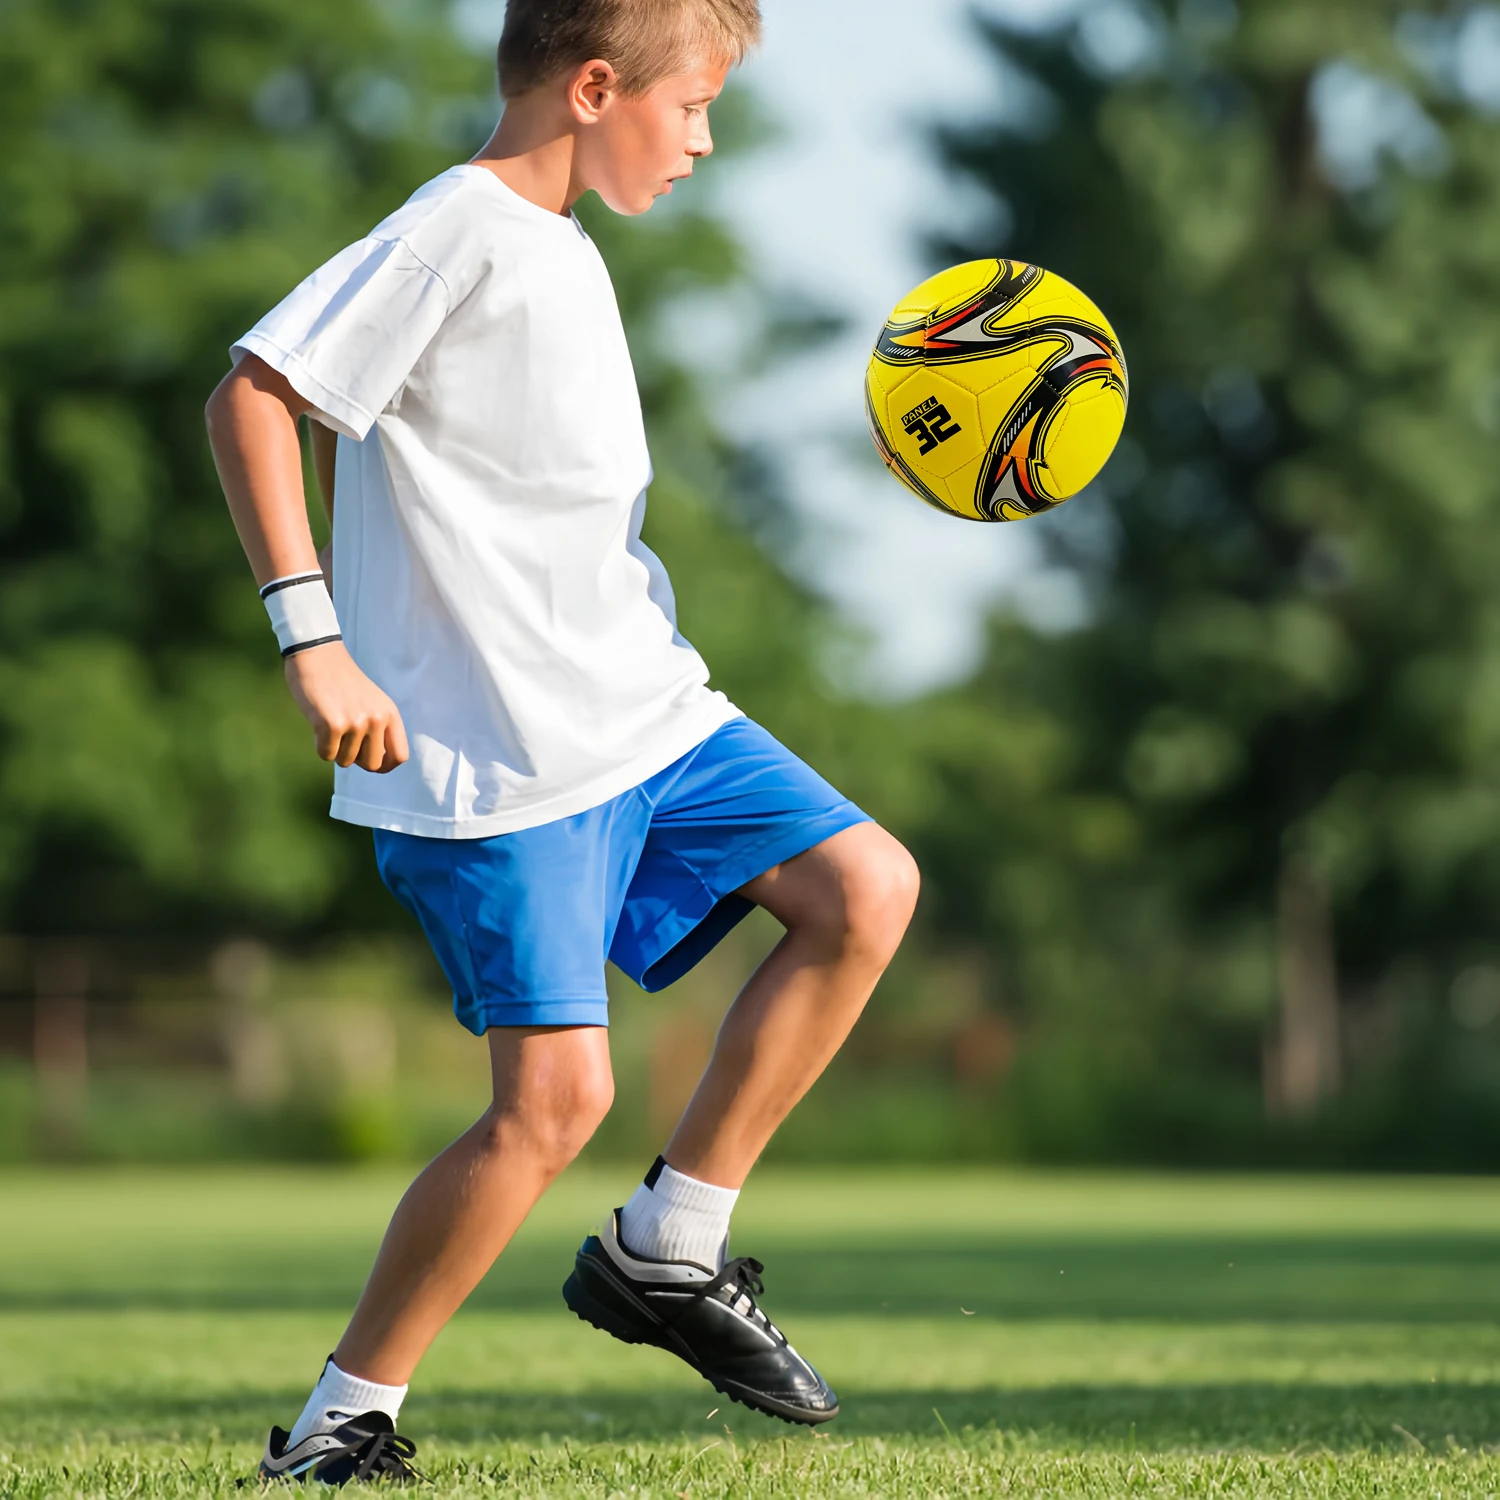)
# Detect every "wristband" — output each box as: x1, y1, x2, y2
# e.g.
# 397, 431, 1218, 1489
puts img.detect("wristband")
260, 571, 342, 658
